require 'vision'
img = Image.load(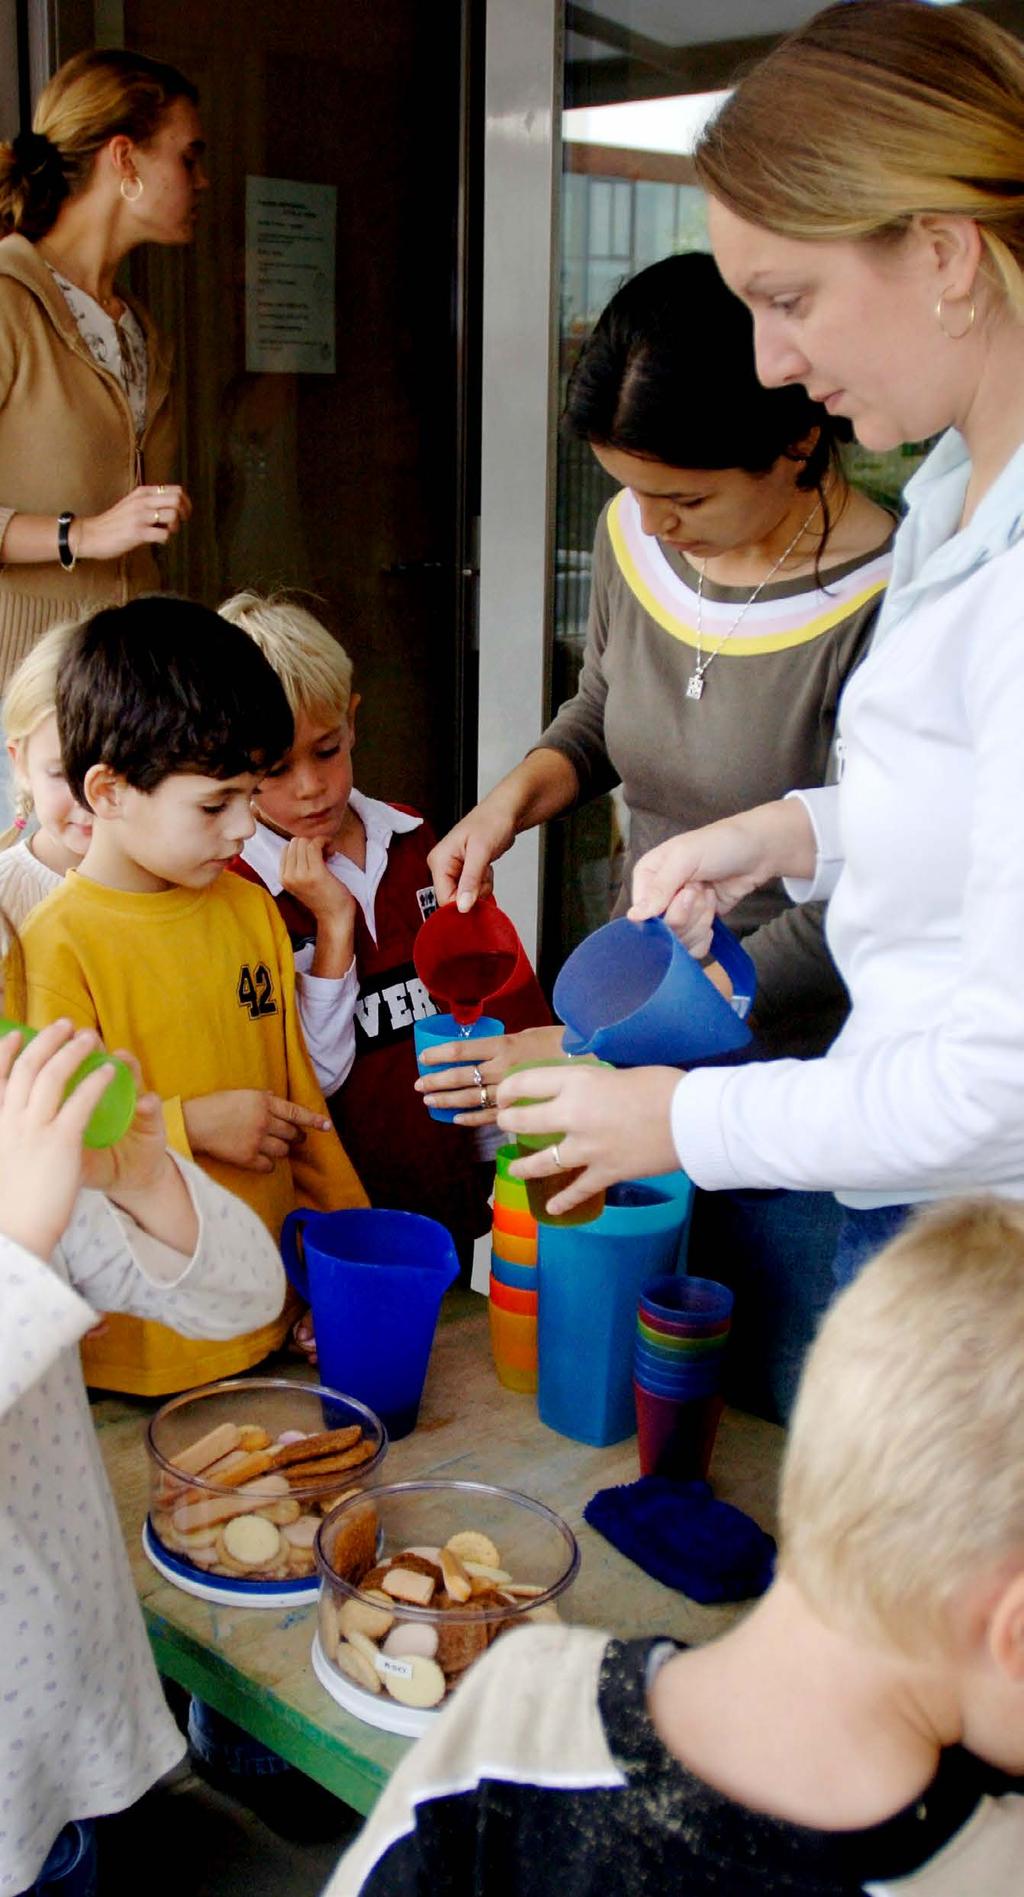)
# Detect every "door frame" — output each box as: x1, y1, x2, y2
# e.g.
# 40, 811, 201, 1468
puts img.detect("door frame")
478, 0, 560, 958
